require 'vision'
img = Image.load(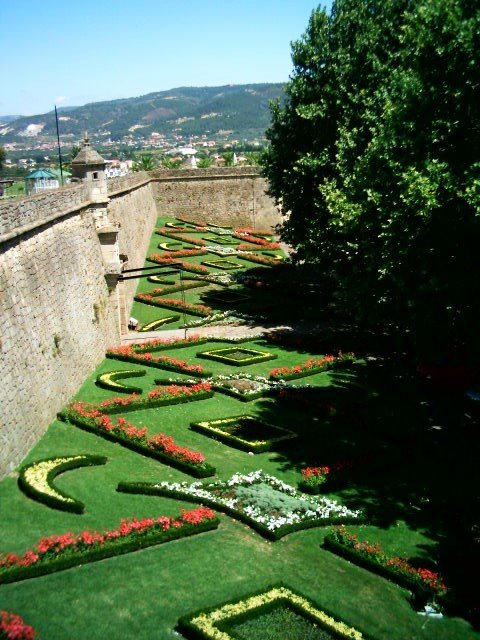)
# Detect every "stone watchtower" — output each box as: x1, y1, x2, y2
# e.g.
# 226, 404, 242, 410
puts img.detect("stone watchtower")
71, 134, 122, 291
